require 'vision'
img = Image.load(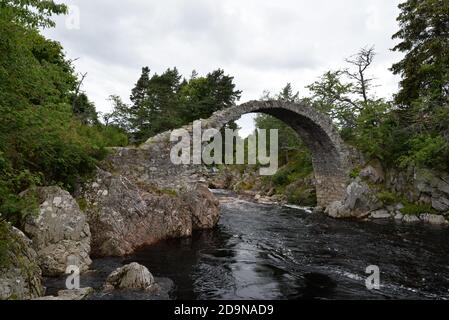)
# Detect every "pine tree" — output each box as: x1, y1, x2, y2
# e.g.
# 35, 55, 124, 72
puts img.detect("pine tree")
391, 0, 449, 108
